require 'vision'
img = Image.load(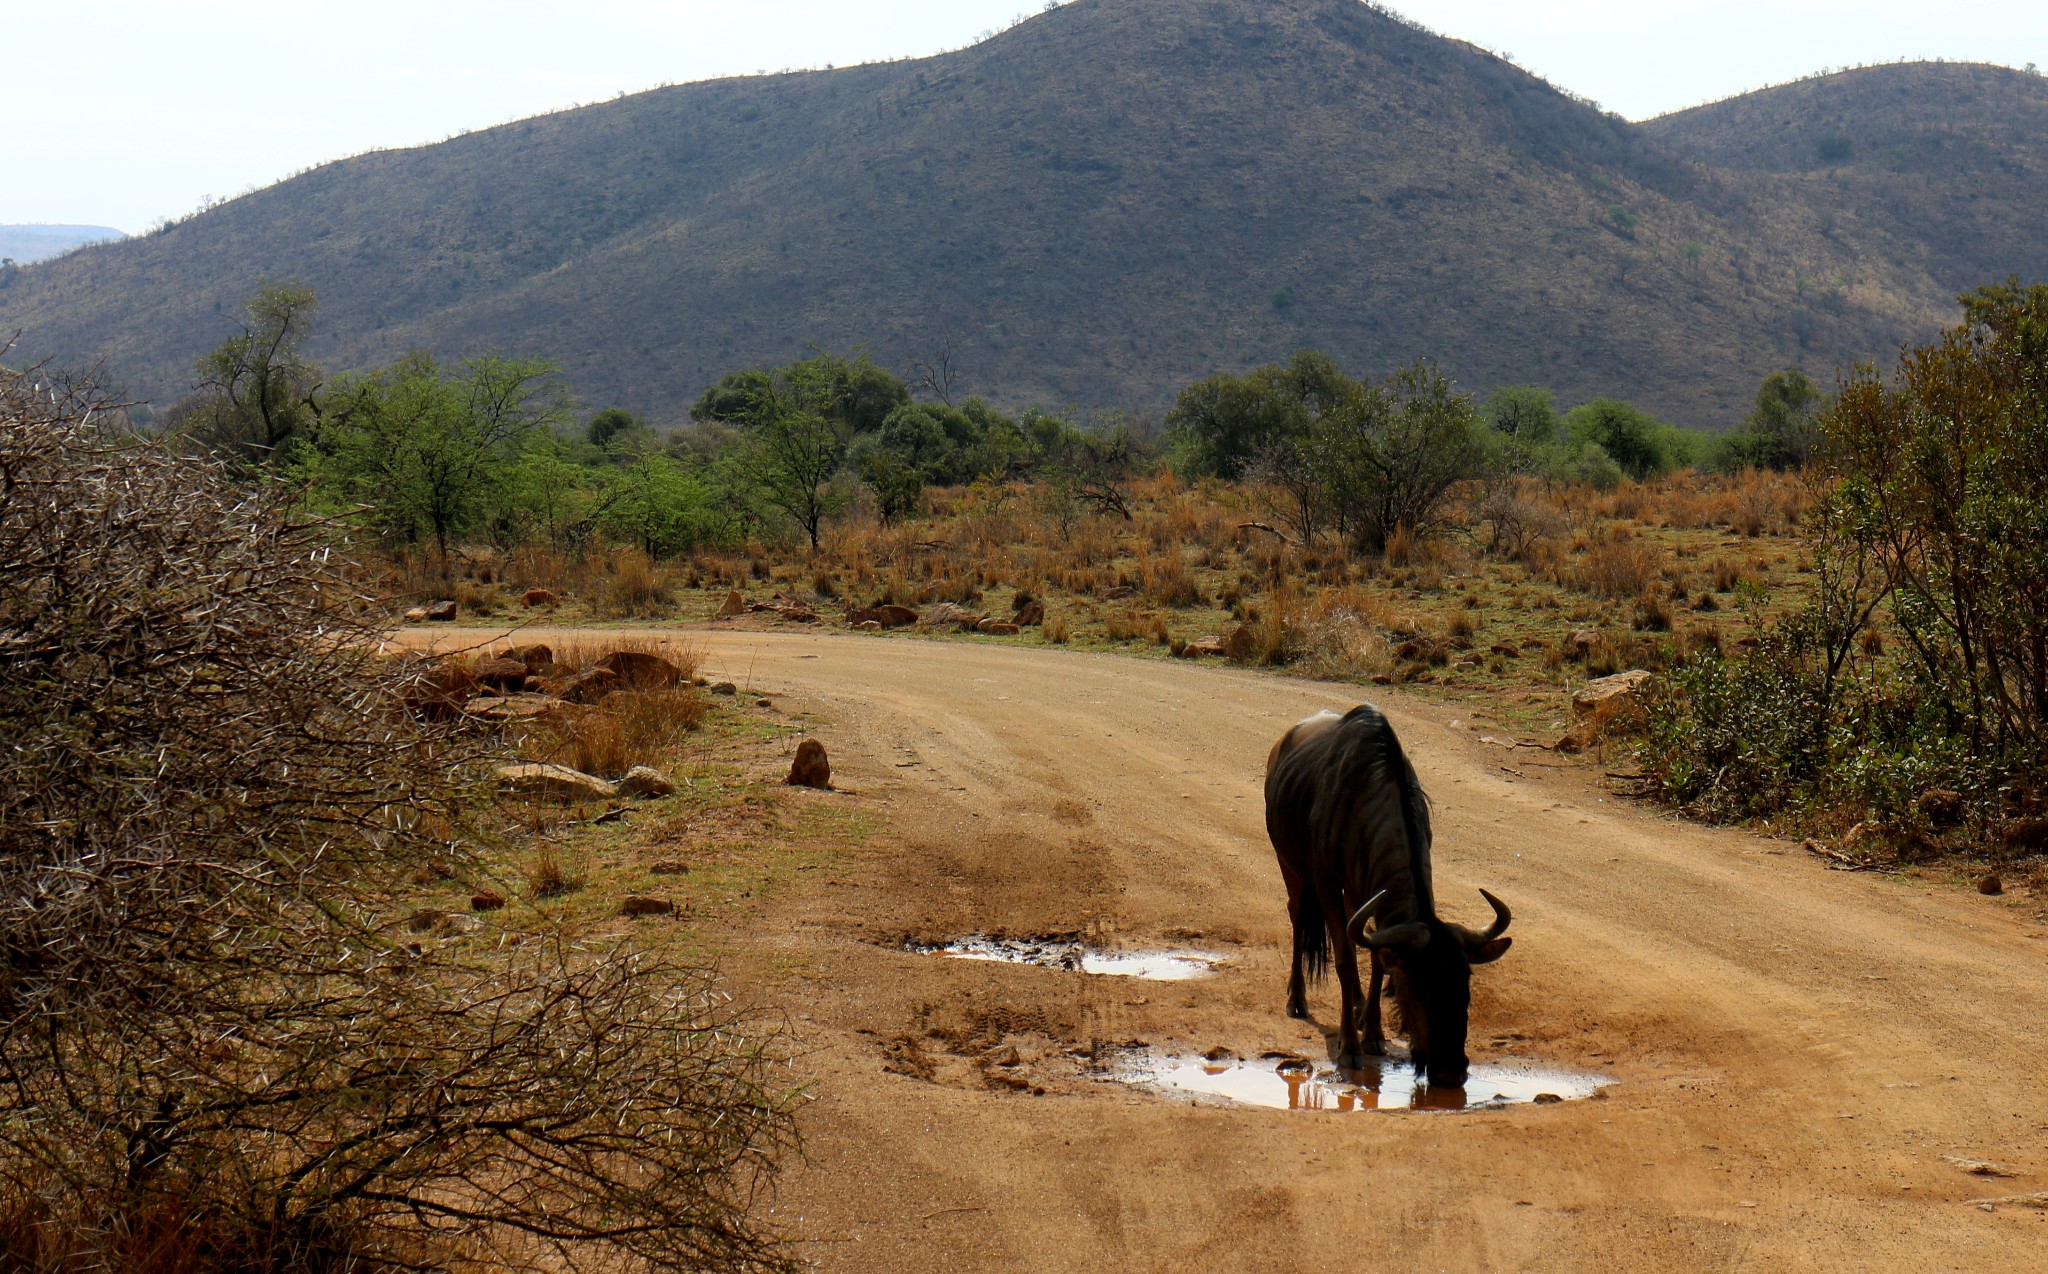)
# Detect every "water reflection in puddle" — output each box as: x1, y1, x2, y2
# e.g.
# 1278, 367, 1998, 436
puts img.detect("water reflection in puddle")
911, 937, 1220, 981
1124, 1053, 1608, 1112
